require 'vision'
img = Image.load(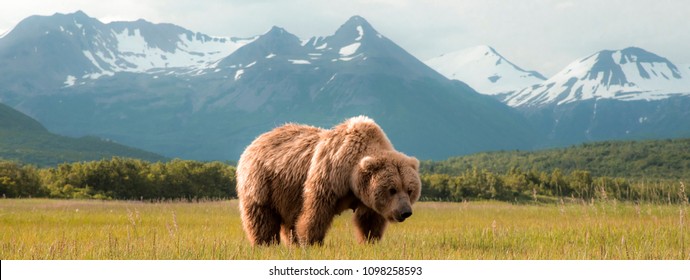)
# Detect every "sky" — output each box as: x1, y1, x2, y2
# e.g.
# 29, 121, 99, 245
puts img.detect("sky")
1, 0, 689, 76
